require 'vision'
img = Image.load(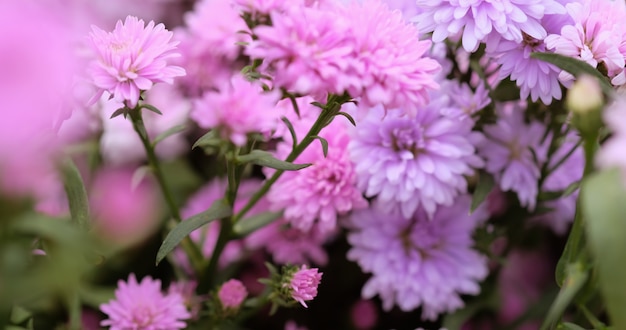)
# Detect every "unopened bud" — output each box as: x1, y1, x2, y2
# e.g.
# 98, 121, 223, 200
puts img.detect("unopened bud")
567, 75, 604, 137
